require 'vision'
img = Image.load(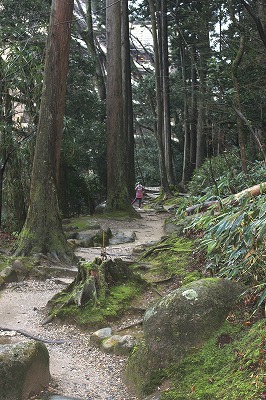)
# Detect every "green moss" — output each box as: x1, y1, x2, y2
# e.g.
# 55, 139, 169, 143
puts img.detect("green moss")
160, 320, 265, 400
138, 236, 201, 284
52, 282, 142, 326
126, 340, 167, 396
0, 255, 37, 273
